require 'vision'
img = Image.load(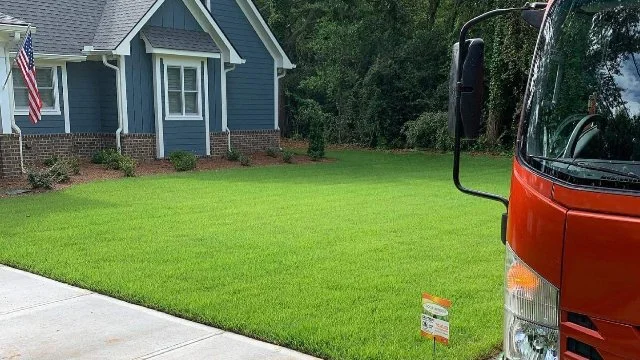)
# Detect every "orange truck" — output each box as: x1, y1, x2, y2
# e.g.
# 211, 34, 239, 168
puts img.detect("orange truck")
450, 1, 640, 359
